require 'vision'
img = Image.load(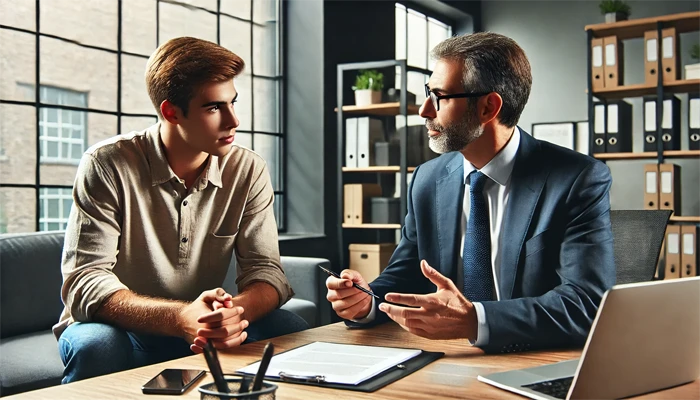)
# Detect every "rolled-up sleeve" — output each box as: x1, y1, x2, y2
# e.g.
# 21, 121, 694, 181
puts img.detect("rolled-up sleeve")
61, 154, 128, 322
234, 162, 293, 306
